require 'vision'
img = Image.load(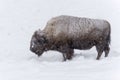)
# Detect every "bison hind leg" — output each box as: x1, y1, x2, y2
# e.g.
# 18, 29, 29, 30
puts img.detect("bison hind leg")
95, 44, 104, 60
104, 45, 110, 57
